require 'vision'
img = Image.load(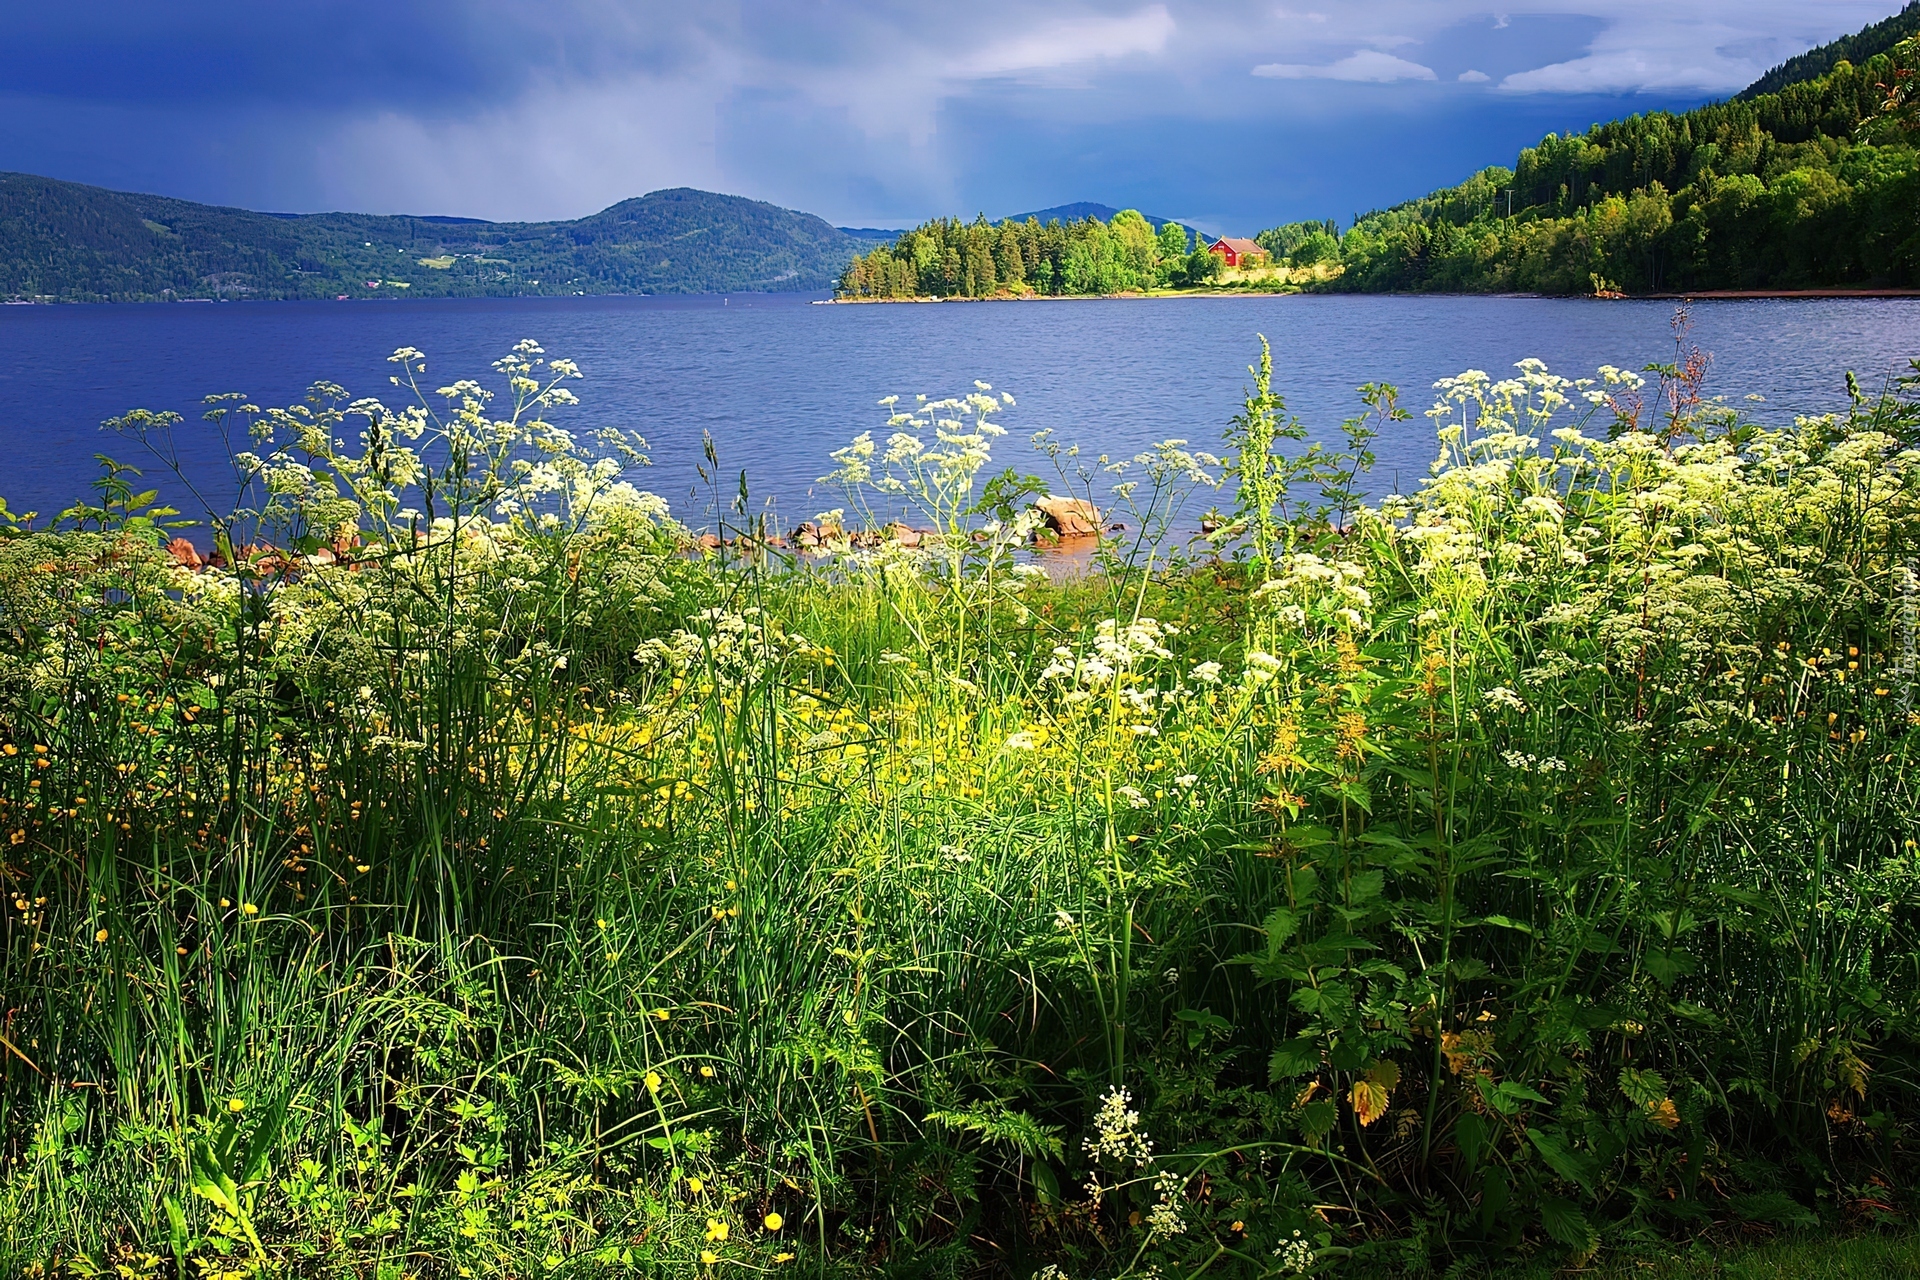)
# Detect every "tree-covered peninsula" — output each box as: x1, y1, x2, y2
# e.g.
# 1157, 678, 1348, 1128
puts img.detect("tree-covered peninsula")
835, 209, 1256, 299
